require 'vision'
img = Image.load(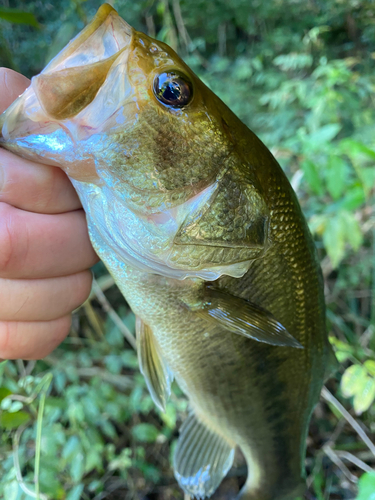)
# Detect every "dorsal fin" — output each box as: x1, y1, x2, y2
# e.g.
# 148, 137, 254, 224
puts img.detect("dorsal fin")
174, 412, 235, 499
136, 317, 173, 412
33, 52, 121, 120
